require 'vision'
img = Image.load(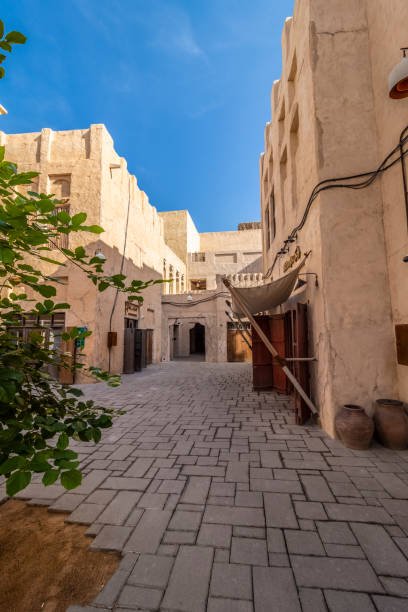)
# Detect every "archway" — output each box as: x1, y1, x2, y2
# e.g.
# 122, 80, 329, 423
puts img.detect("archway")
189, 322, 205, 356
